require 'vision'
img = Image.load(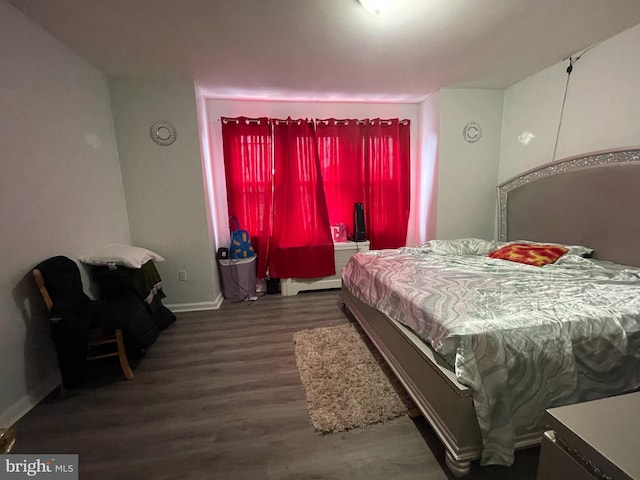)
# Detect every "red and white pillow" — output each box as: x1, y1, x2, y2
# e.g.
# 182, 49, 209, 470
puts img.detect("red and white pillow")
488, 243, 568, 266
